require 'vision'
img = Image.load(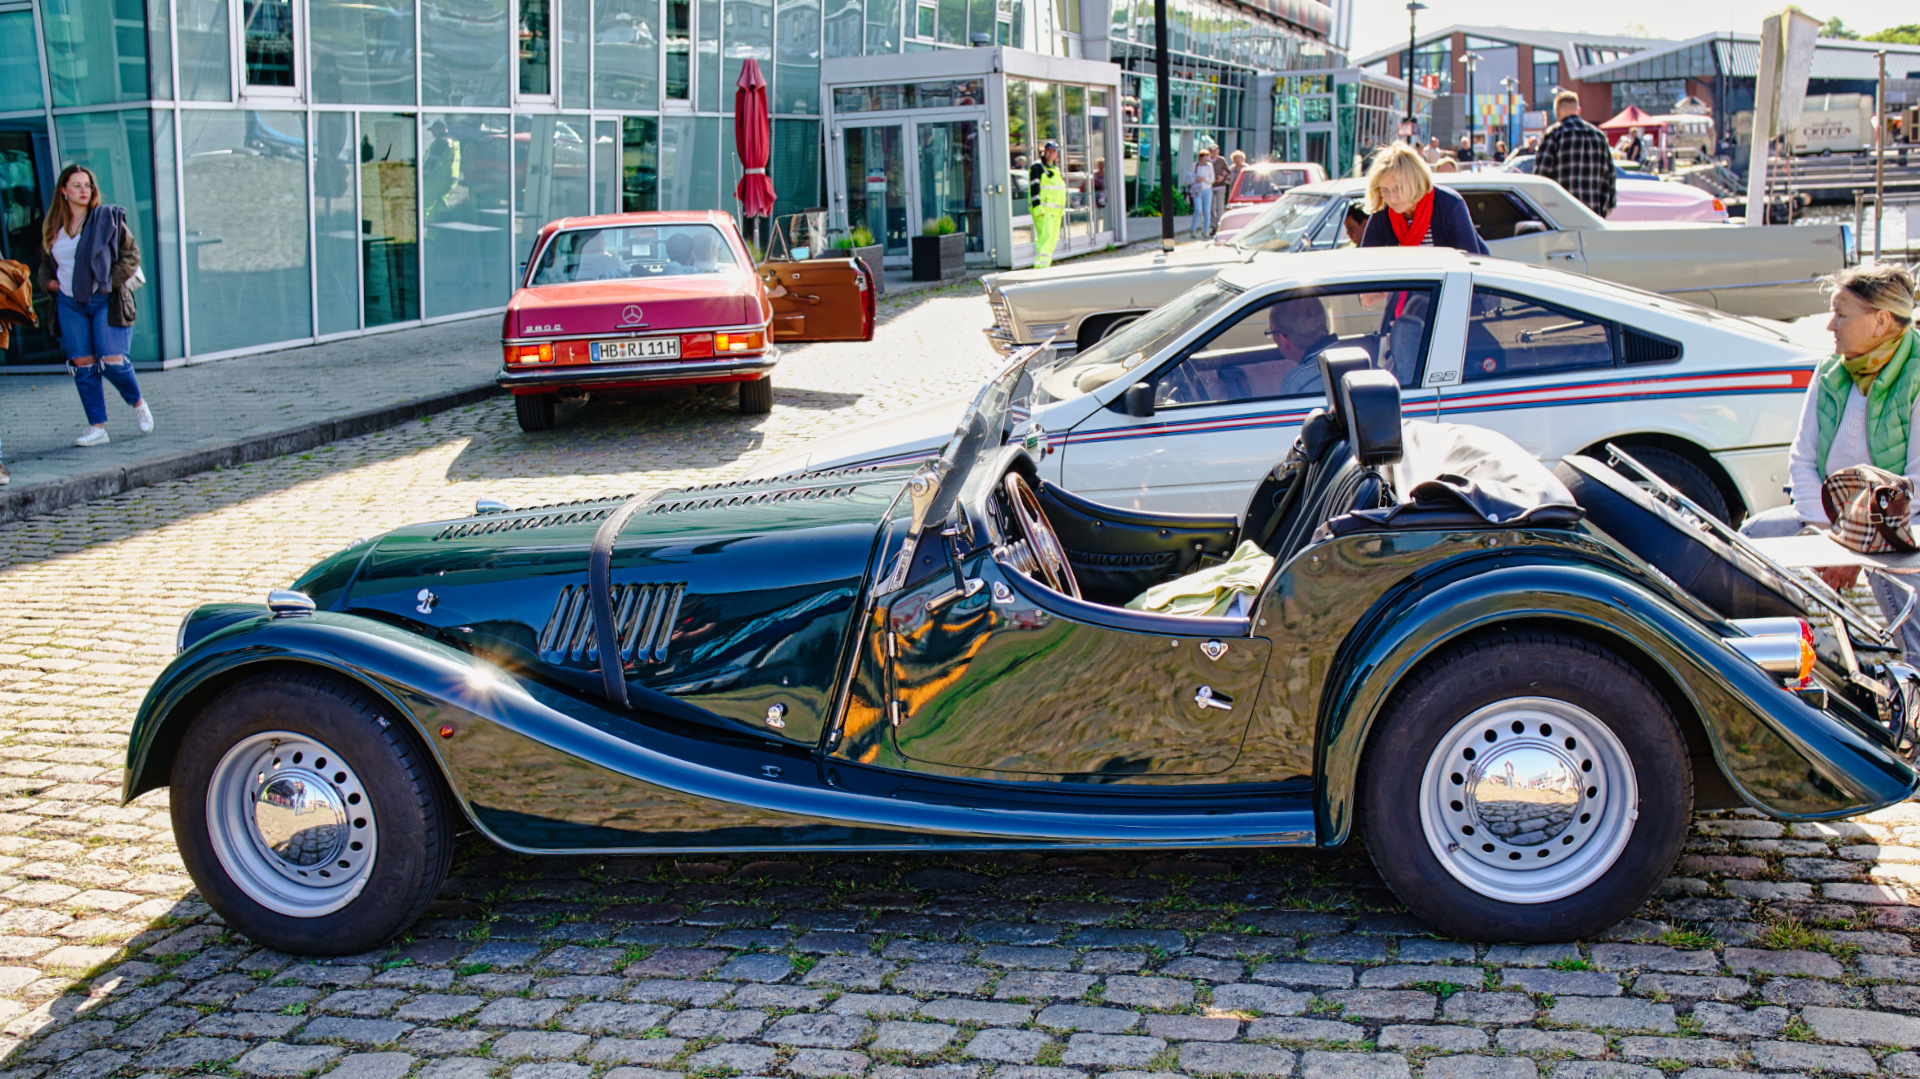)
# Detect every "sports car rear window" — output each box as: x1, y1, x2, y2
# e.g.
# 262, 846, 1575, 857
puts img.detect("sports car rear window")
532, 224, 738, 284
1234, 193, 1333, 252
